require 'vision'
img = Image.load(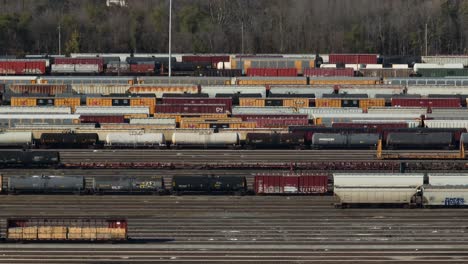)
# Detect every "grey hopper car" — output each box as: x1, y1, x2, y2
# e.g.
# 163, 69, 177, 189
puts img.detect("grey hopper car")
8, 175, 84, 193
91, 176, 165, 194
386, 132, 454, 149
172, 175, 247, 194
